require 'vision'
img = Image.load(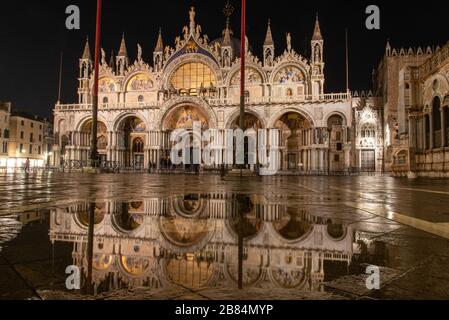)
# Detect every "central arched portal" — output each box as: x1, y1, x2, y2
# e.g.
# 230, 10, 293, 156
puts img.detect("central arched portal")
274, 112, 312, 172
162, 105, 210, 171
